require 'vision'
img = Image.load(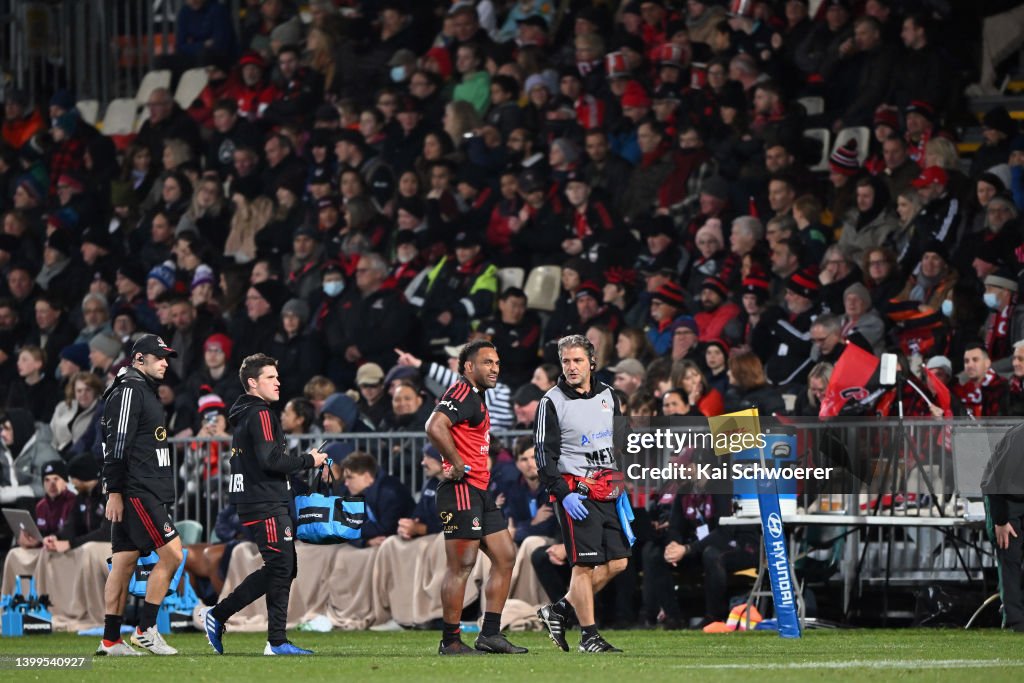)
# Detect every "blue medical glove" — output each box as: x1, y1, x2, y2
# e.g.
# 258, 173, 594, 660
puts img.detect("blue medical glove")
562, 492, 589, 521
